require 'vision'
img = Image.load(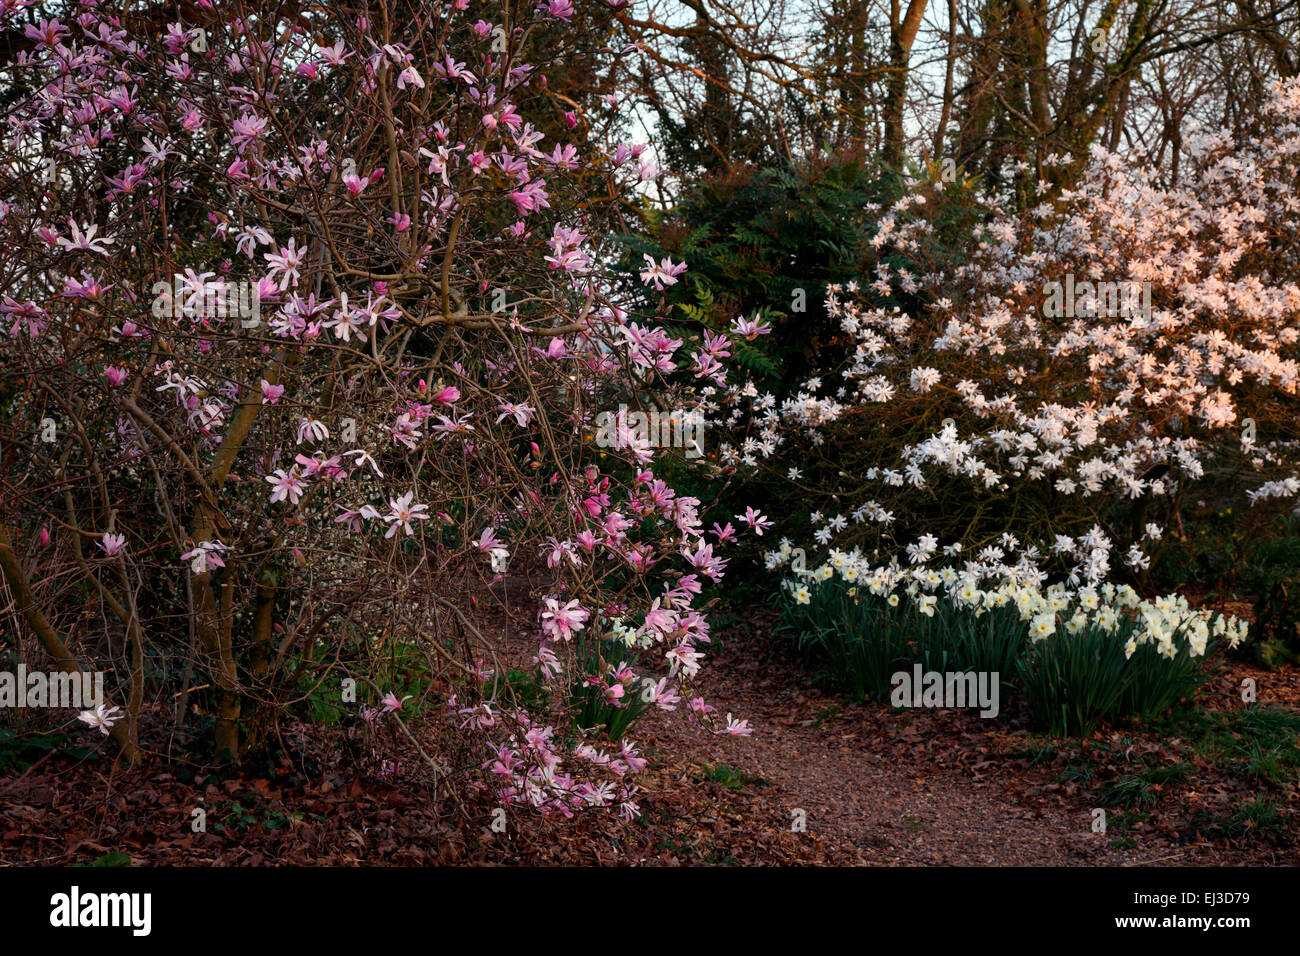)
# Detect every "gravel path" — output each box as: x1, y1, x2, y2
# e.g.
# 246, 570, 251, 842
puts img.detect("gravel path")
635, 649, 1129, 865
625, 622, 1296, 865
